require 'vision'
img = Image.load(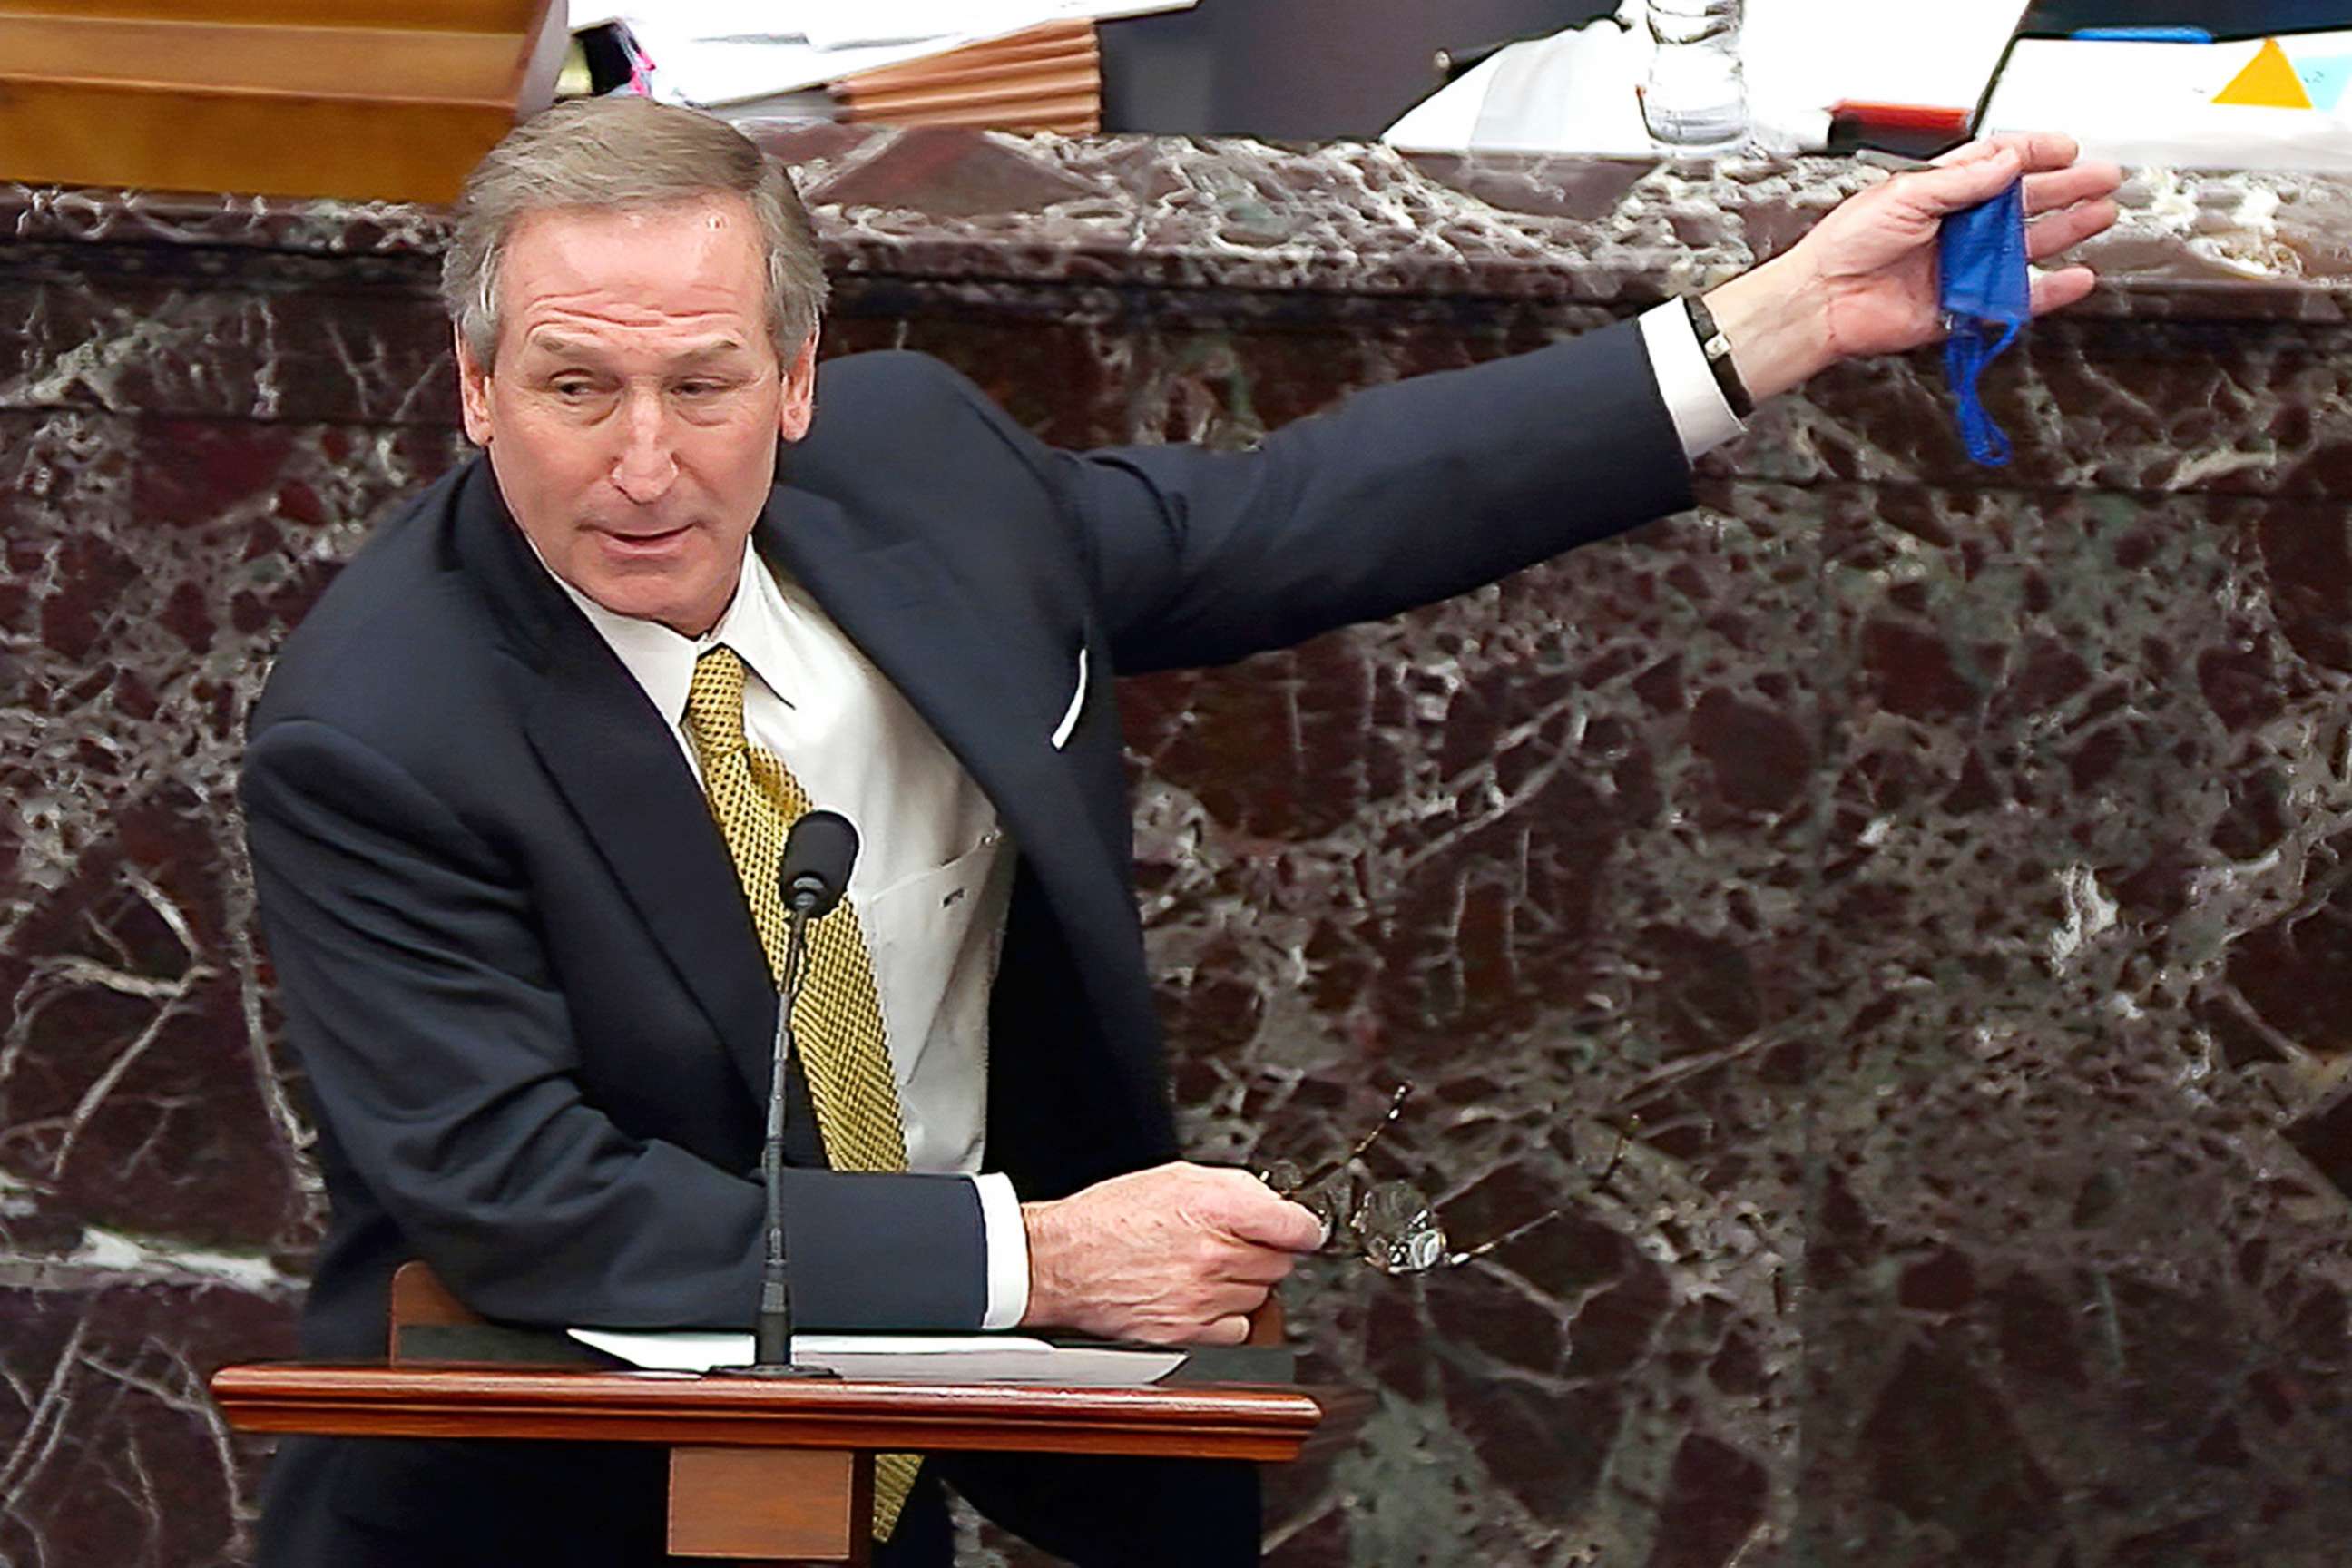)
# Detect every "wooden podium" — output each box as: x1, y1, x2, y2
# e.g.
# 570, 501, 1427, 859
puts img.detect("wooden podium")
0, 2, 569, 202
210, 1267, 1358, 1564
